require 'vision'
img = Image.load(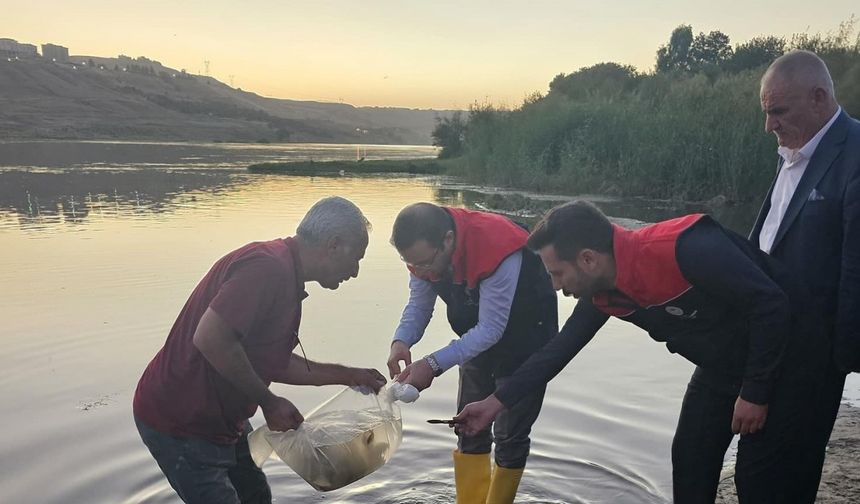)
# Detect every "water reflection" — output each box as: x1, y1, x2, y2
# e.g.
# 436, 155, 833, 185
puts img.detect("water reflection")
0, 140, 438, 170
0, 143, 758, 237
0, 169, 250, 231
2, 170, 762, 235
0, 141, 437, 233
